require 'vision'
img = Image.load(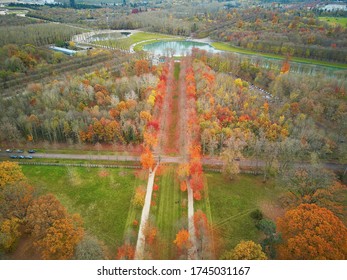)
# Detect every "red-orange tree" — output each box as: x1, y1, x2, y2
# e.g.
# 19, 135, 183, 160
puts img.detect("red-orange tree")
277, 204, 347, 260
